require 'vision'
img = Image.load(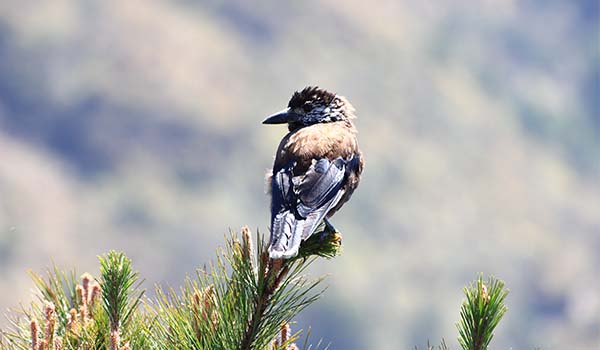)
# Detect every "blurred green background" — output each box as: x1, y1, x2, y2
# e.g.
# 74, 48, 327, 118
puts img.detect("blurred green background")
0, 1, 598, 349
